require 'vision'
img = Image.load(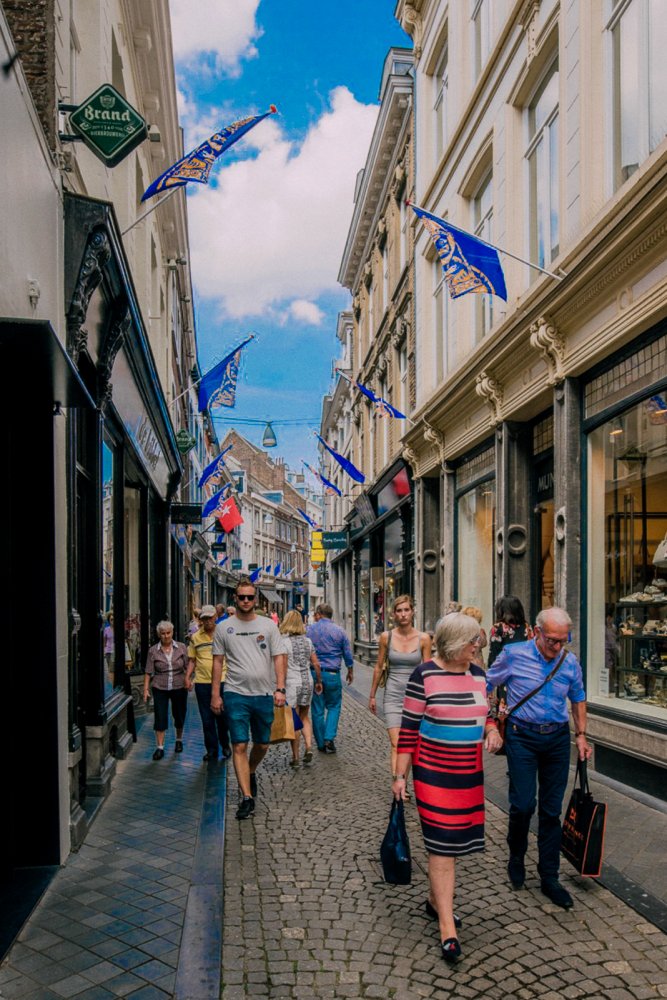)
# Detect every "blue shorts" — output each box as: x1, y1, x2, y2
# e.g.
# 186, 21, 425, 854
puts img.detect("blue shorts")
223, 692, 274, 746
